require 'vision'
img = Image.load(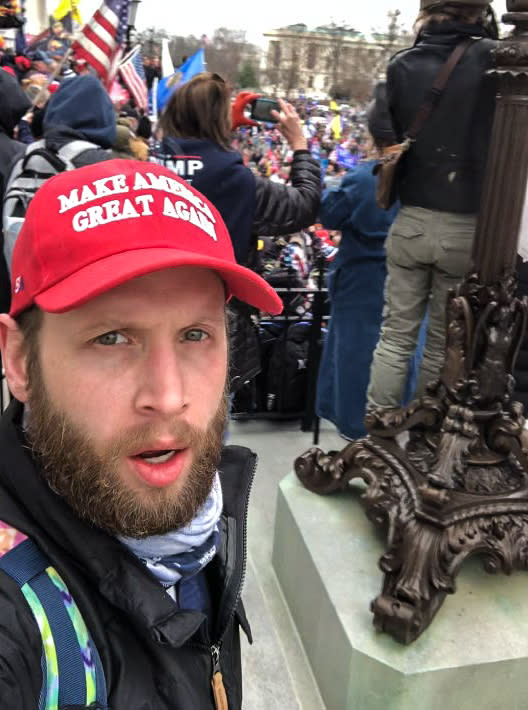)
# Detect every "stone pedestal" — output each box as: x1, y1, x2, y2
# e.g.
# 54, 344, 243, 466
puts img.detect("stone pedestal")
272, 473, 528, 710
